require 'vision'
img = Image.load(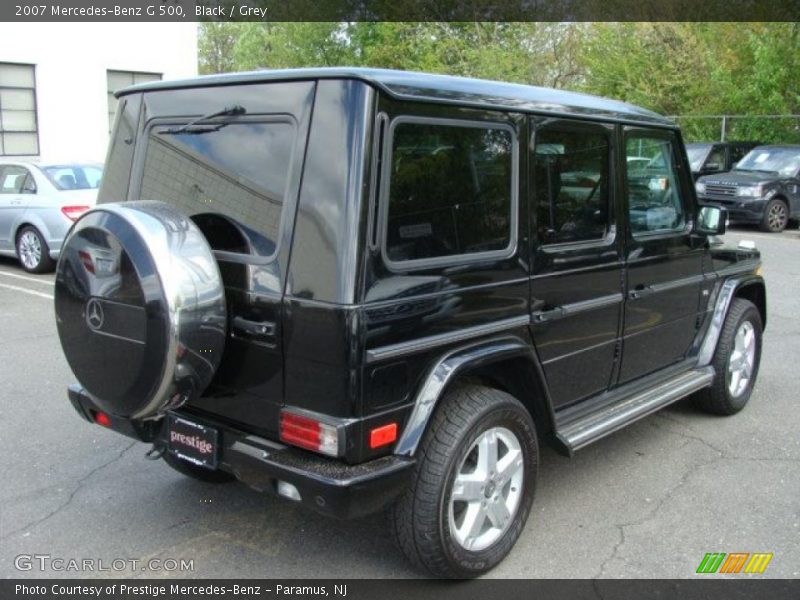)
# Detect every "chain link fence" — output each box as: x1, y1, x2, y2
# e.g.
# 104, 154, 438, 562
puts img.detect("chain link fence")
668, 115, 800, 144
